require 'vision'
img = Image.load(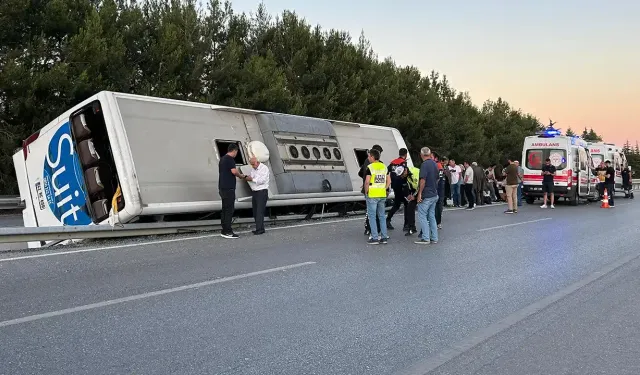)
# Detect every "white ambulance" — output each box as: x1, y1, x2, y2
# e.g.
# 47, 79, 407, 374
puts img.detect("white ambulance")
521, 130, 600, 206
587, 142, 627, 191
